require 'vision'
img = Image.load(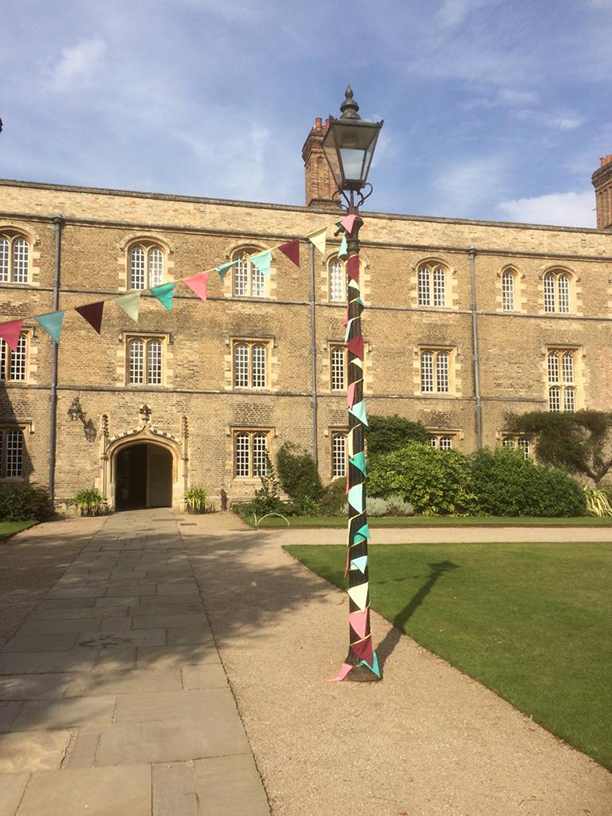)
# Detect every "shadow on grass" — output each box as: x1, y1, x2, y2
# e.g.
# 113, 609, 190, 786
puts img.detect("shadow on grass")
377, 560, 459, 671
